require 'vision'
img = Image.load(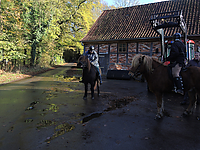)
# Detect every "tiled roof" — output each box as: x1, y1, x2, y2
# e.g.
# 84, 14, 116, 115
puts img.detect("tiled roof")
81, 0, 200, 42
